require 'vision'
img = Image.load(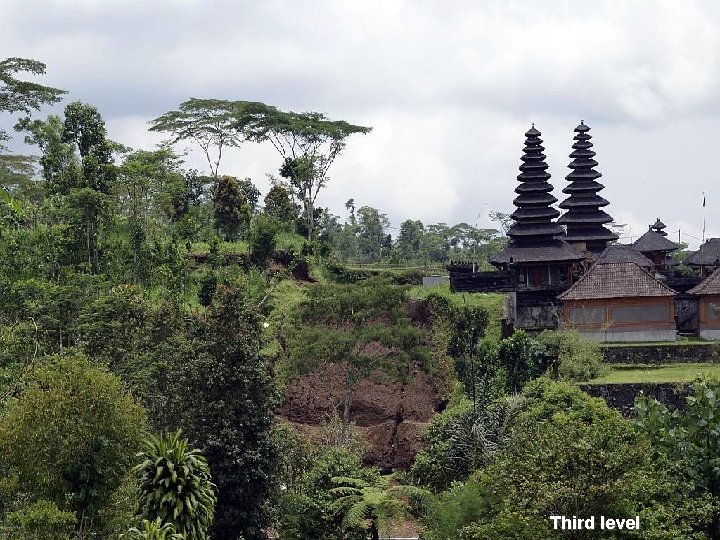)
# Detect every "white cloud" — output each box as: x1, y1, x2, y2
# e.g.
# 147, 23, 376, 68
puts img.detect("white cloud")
3, 0, 720, 247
